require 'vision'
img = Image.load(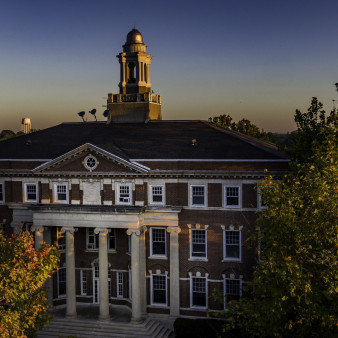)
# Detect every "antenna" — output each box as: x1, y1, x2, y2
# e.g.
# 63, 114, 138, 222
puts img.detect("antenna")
103, 110, 109, 118
78, 111, 86, 122
89, 109, 97, 121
